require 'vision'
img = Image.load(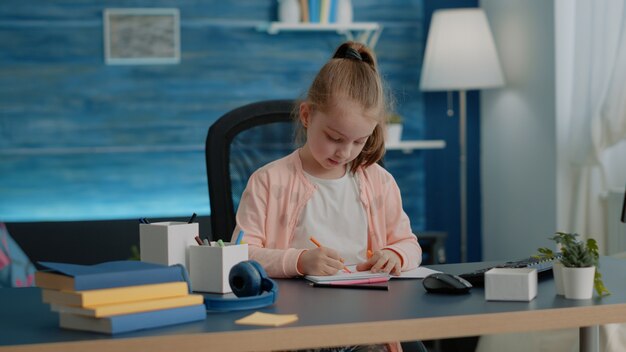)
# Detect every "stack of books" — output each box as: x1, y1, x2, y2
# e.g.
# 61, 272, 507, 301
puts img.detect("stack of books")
35, 260, 206, 334
300, 0, 339, 24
